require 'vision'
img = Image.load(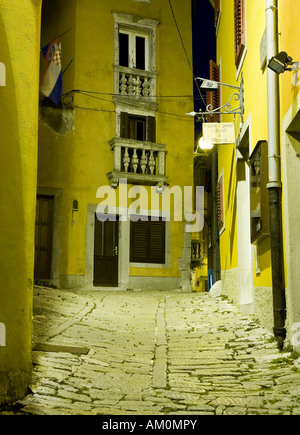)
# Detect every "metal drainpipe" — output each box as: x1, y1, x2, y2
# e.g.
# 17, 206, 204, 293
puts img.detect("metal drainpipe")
266, 0, 286, 349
